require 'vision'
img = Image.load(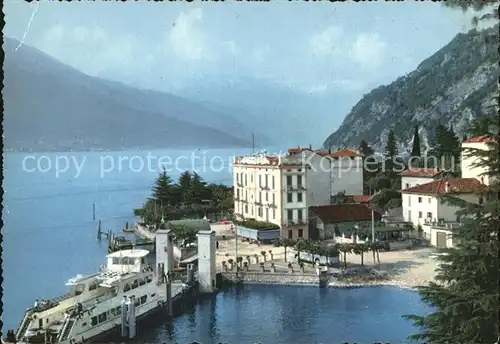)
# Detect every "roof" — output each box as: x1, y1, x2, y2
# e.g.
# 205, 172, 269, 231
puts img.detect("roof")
351, 195, 372, 203
107, 249, 150, 259
167, 219, 211, 231
310, 204, 381, 223
328, 148, 363, 158
399, 168, 441, 178
462, 135, 497, 144
401, 178, 486, 195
